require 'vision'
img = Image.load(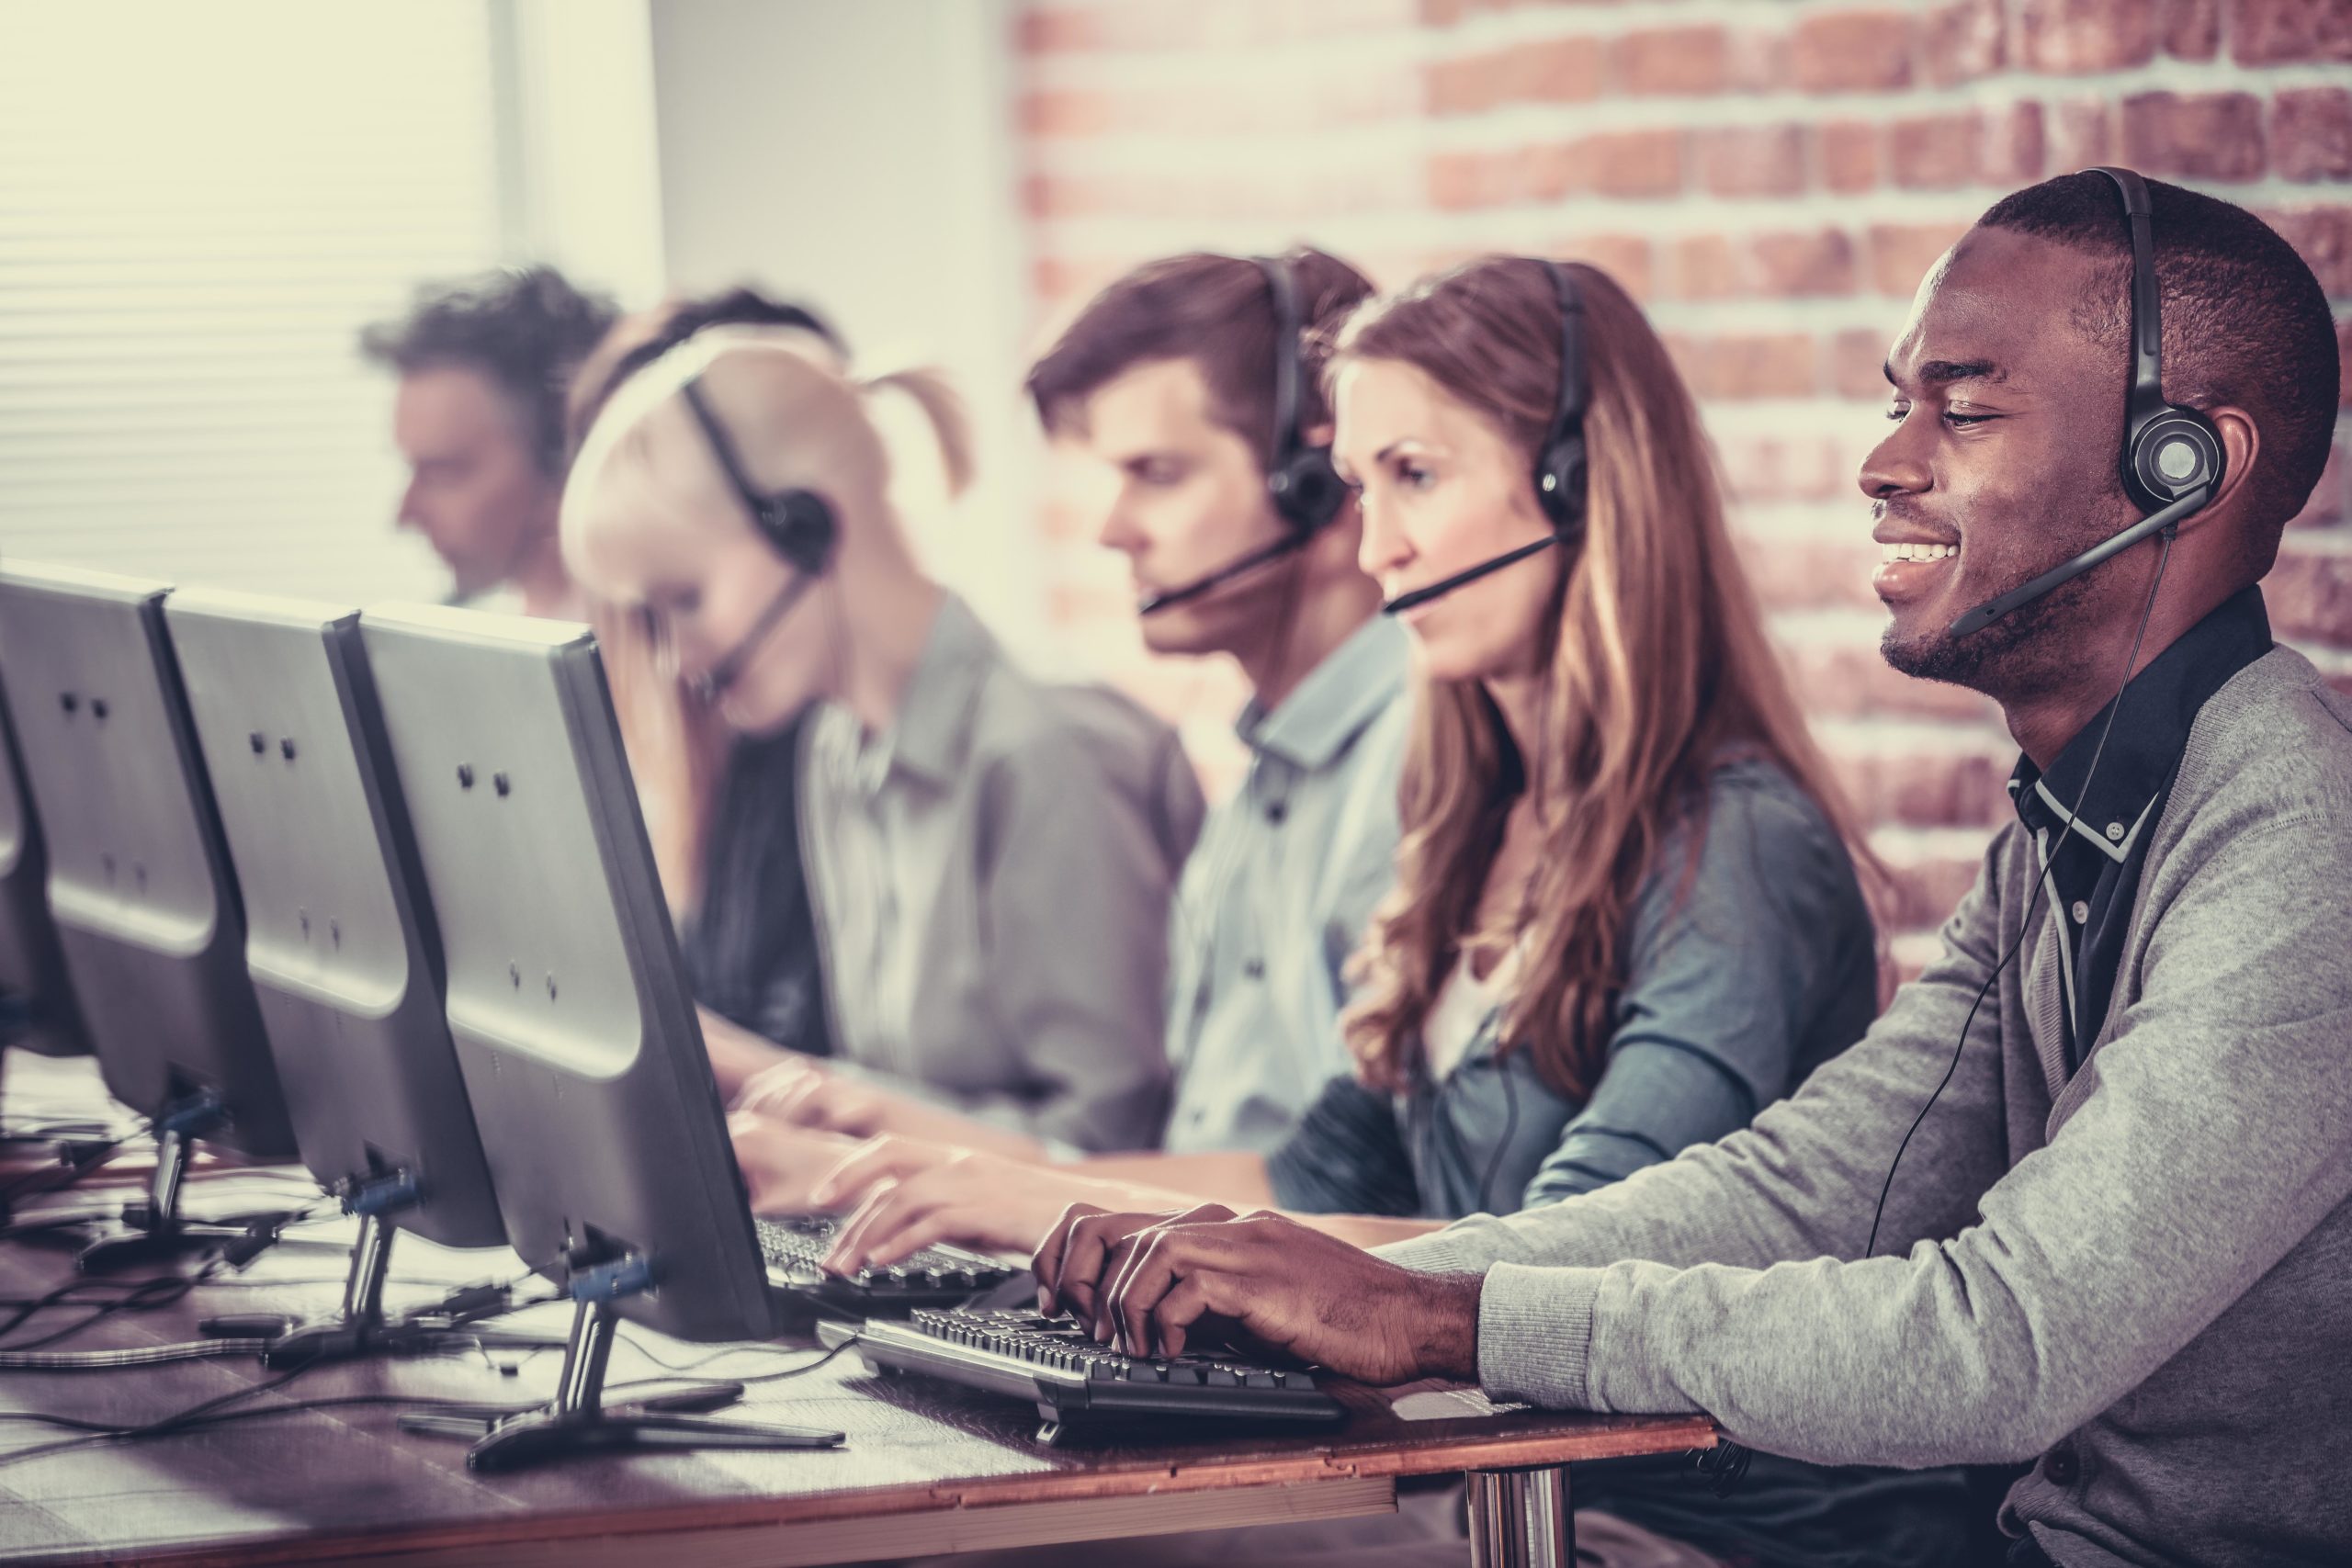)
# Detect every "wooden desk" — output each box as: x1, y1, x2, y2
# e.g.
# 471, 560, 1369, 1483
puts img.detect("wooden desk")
0, 1061, 1713, 1567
